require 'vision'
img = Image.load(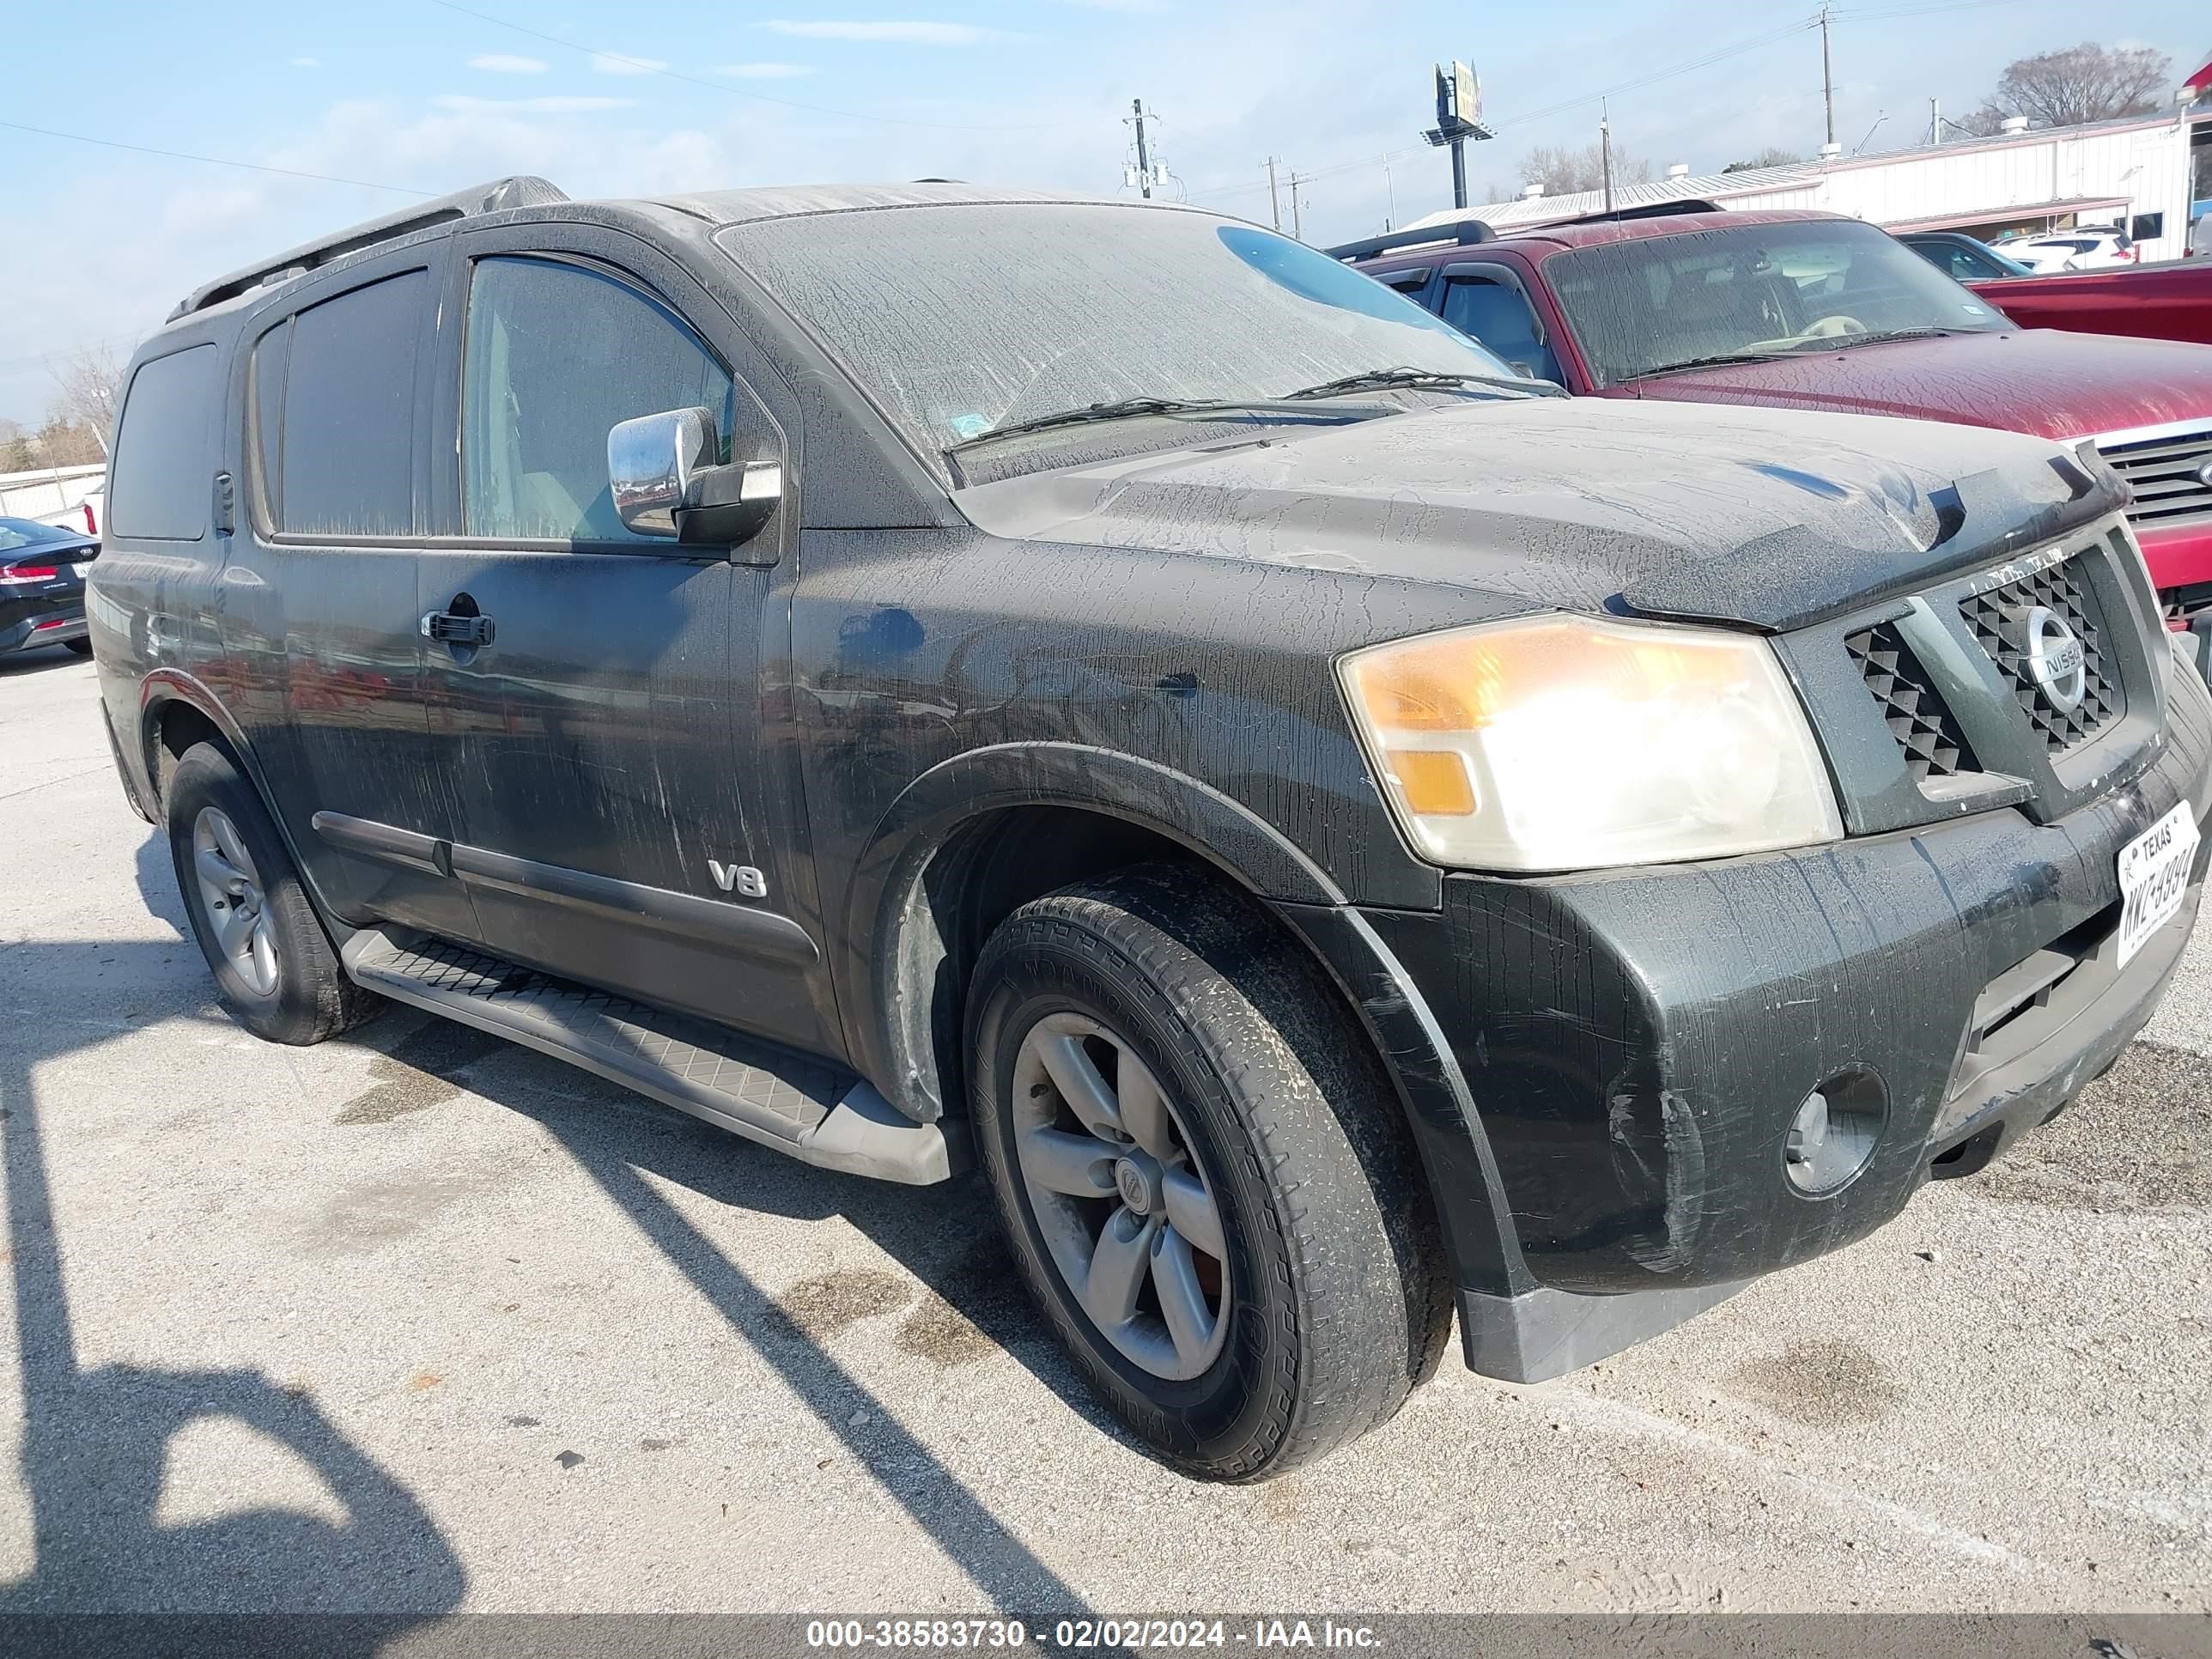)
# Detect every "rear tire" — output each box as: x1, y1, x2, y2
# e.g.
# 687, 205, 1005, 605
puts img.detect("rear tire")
166, 743, 380, 1045
64, 638, 93, 657
967, 865, 1450, 1481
